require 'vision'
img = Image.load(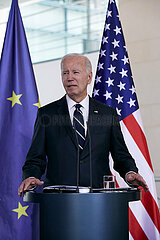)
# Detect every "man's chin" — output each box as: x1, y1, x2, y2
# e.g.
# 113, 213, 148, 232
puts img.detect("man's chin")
67, 93, 77, 99
67, 90, 78, 97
